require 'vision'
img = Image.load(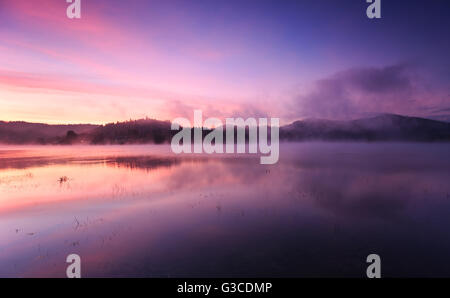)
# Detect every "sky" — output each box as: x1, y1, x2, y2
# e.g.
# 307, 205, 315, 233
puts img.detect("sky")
0, 0, 449, 124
